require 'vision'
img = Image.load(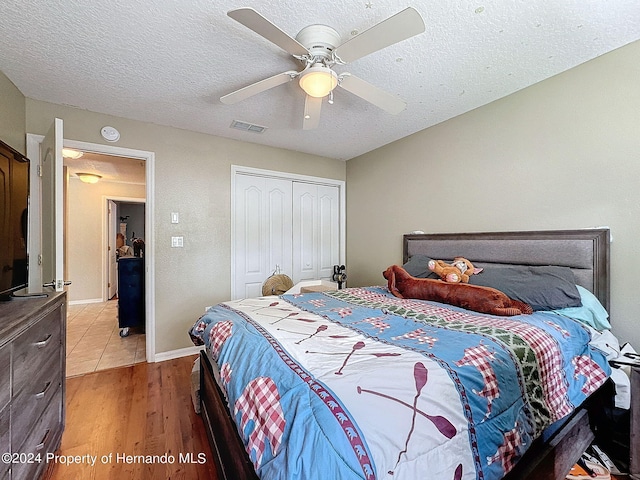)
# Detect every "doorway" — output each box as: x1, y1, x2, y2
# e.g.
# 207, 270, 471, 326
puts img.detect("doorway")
66, 153, 146, 373
26, 133, 156, 362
